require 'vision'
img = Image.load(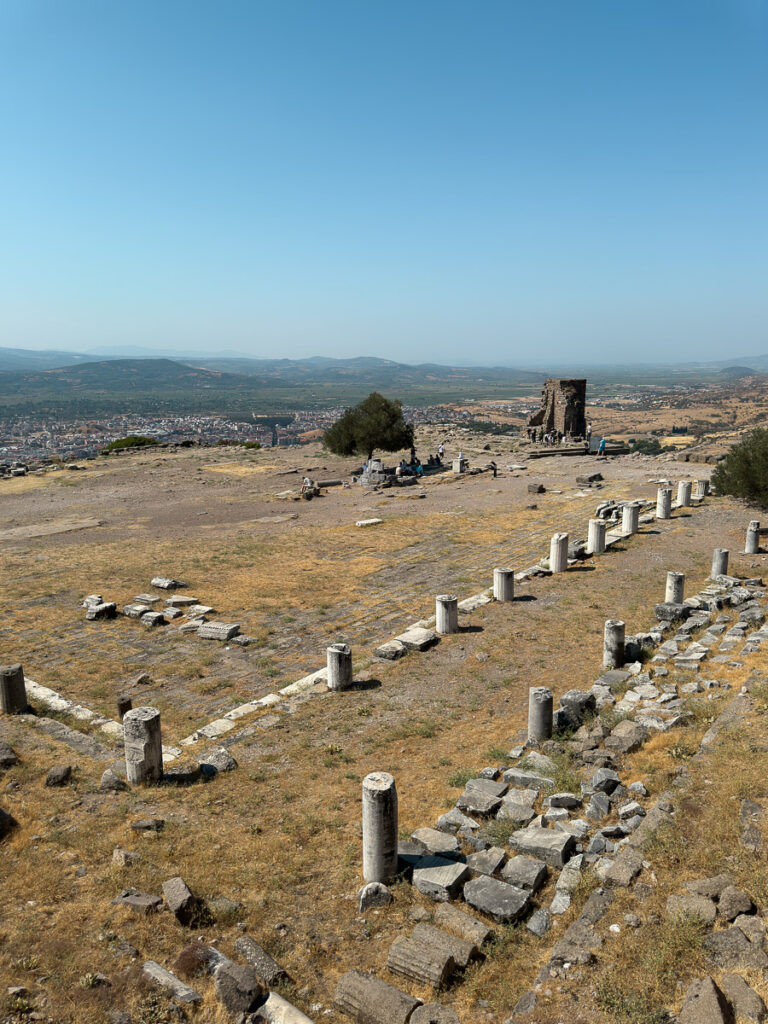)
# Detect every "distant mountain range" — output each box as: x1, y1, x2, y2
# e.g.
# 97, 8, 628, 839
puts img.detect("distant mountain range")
0, 344, 766, 419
